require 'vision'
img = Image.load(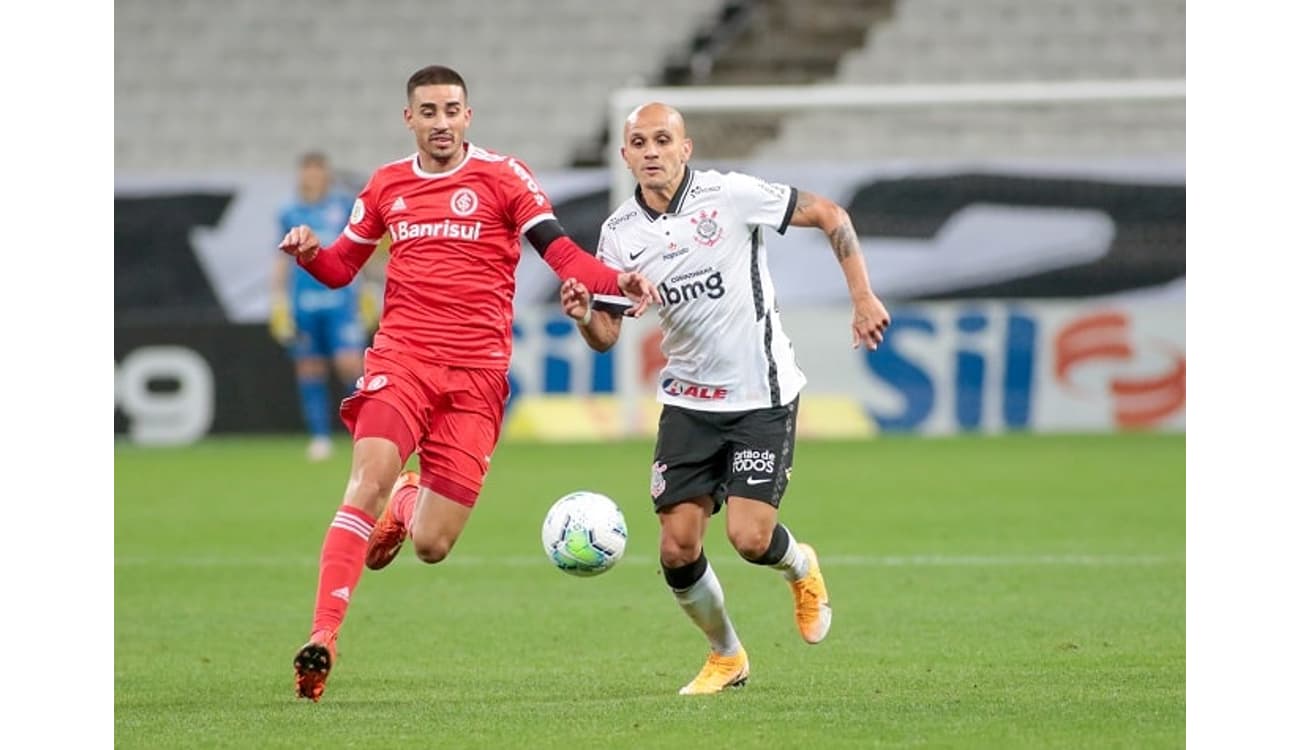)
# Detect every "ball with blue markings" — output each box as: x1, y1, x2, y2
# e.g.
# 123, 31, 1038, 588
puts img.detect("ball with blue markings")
541, 491, 628, 577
